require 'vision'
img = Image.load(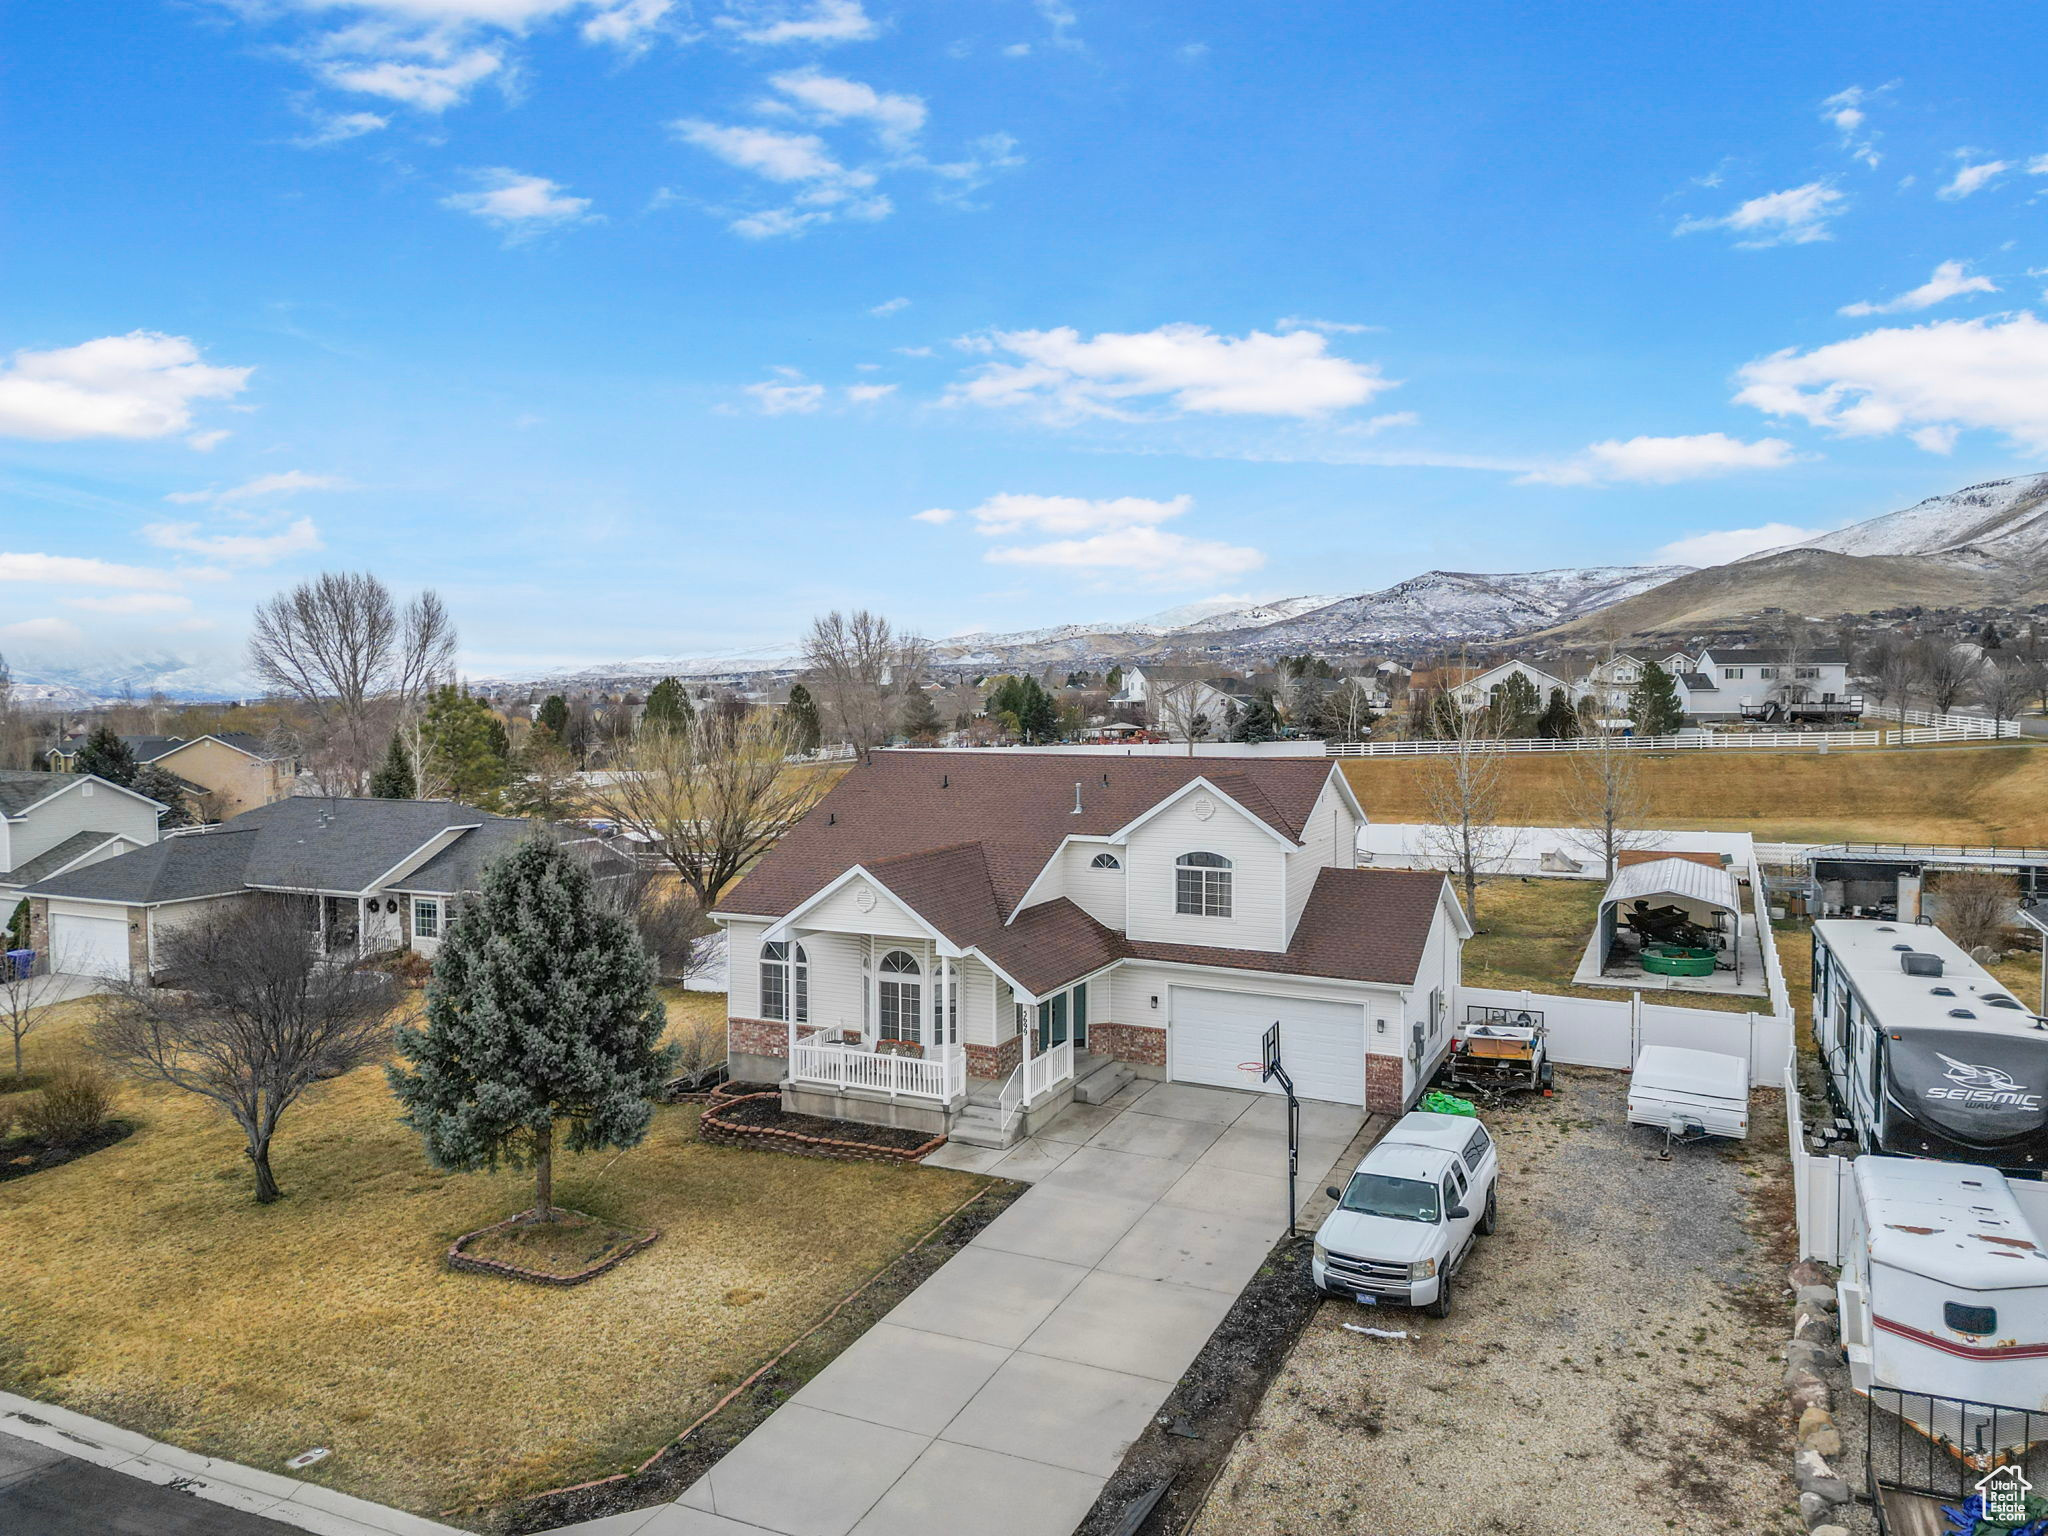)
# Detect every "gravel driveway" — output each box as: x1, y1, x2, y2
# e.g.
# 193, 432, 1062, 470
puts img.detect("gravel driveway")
1188, 1068, 1800, 1536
